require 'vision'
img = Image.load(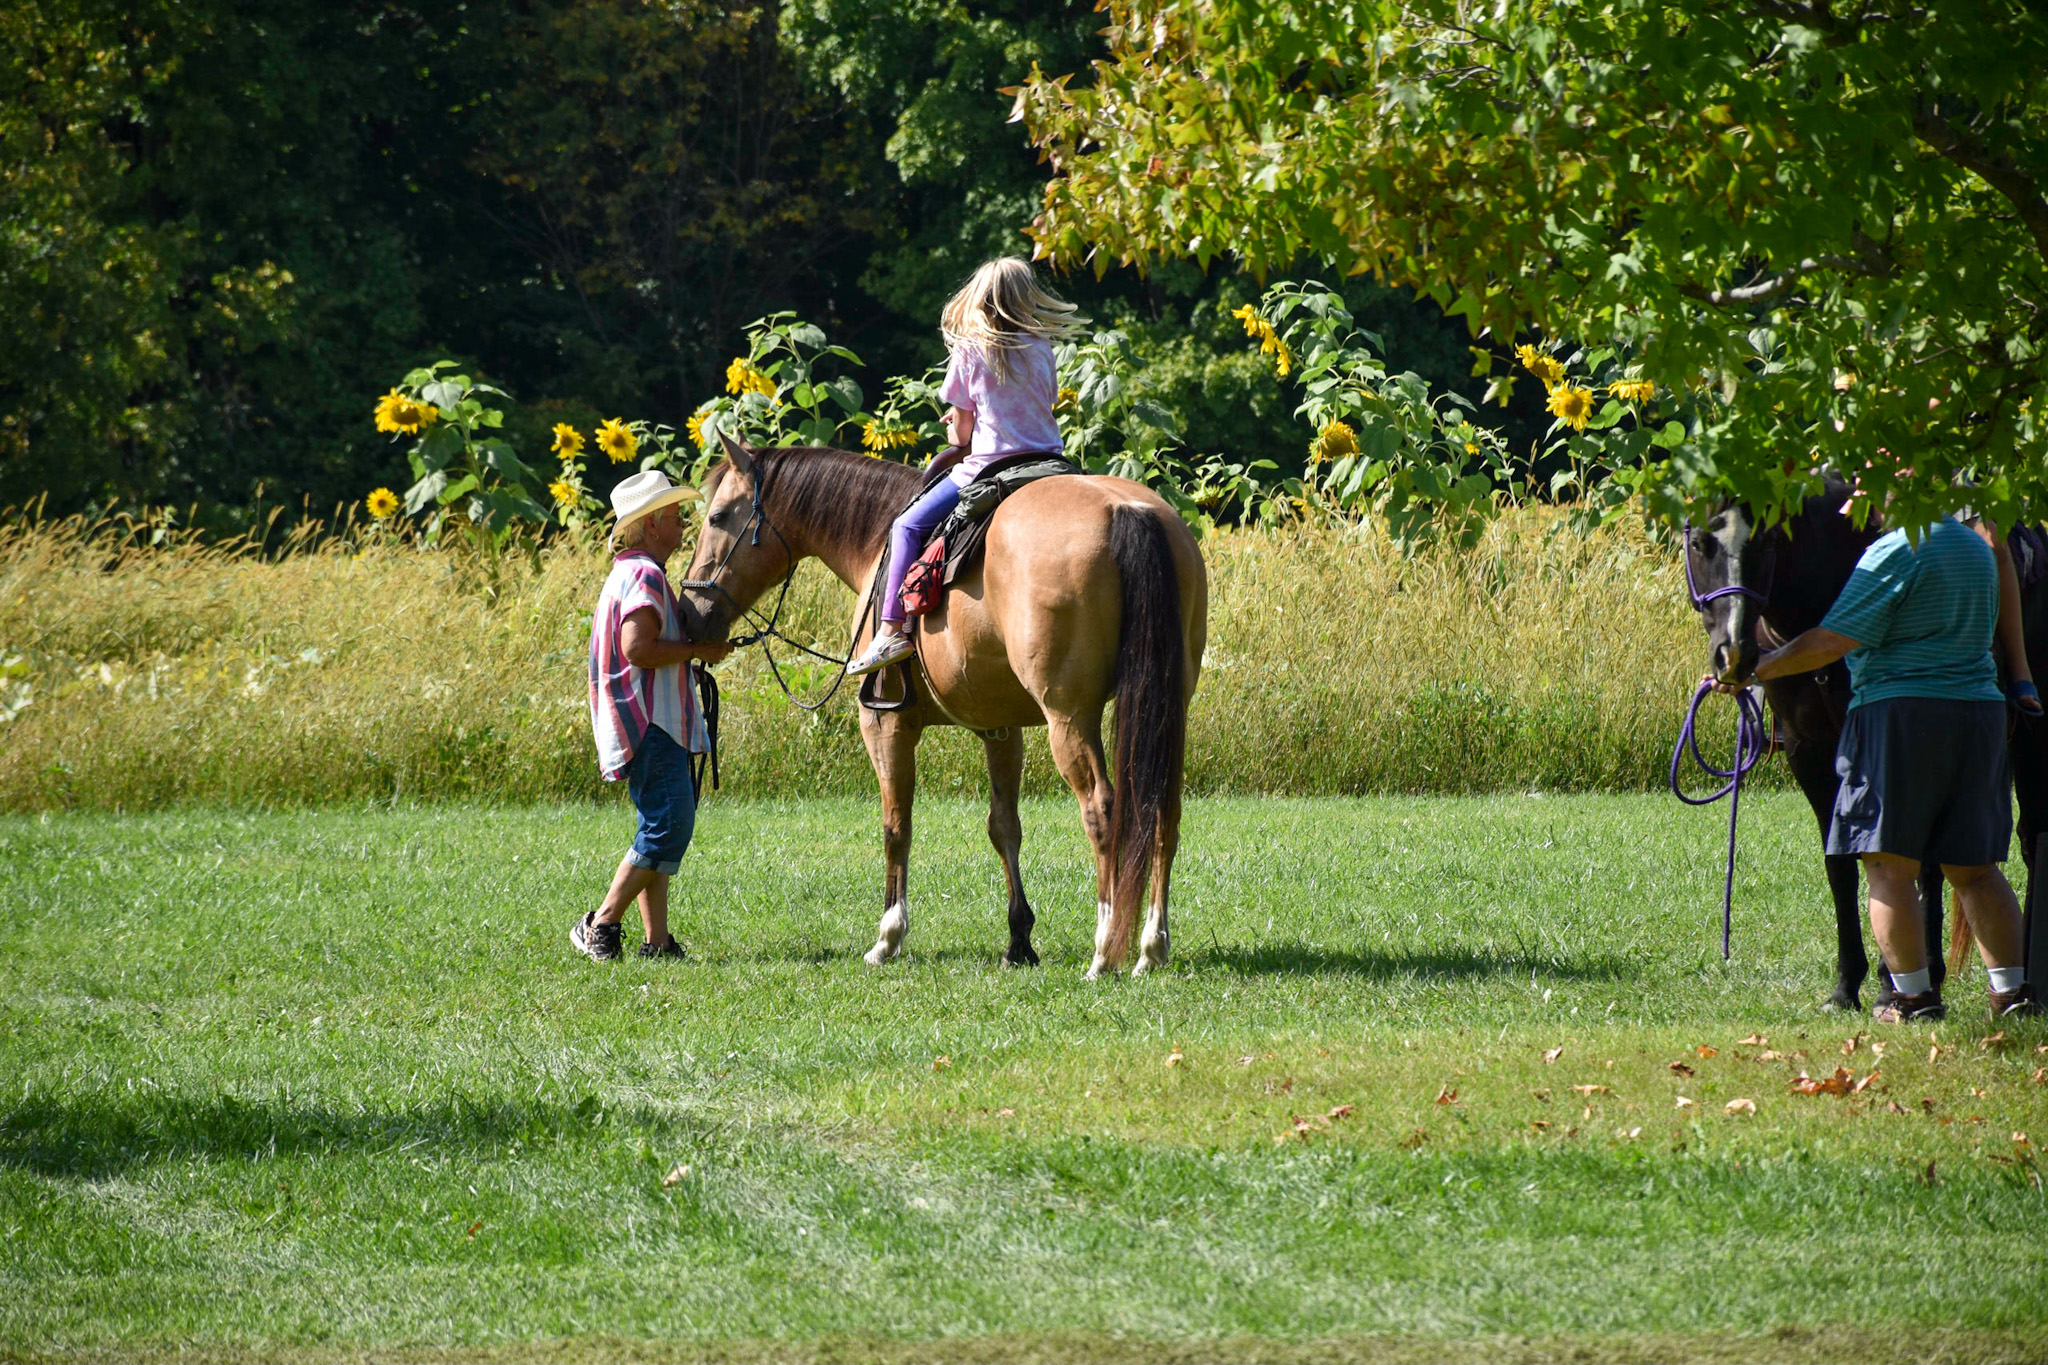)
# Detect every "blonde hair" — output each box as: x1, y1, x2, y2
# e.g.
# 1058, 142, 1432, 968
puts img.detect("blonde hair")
940, 257, 1088, 385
